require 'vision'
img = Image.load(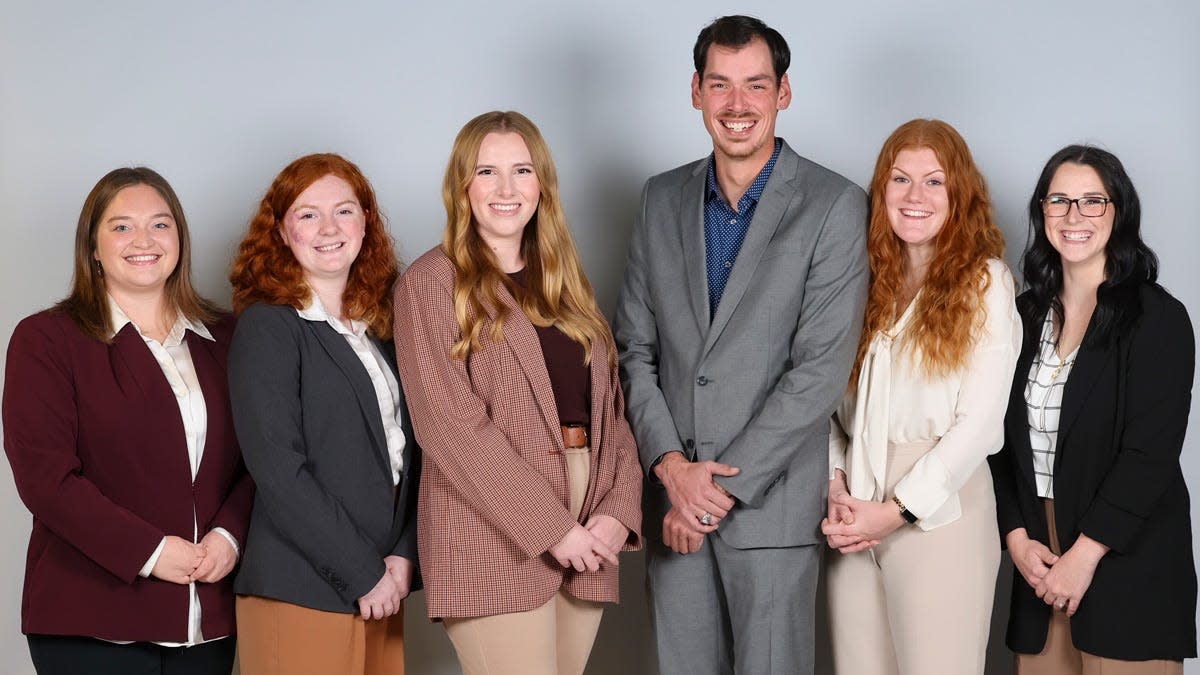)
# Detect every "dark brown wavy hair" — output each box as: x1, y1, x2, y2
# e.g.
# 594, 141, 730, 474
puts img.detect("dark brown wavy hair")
230, 153, 399, 338
851, 119, 1005, 384
55, 167, 219, 342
